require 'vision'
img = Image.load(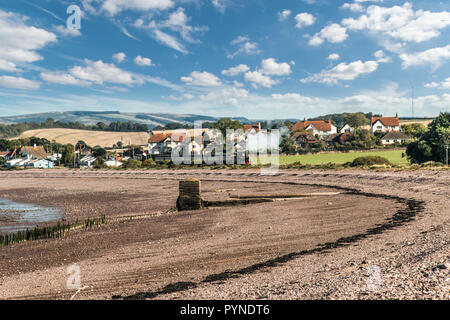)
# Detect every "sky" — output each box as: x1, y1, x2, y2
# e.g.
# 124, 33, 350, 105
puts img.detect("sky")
0, 0, 449, 120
